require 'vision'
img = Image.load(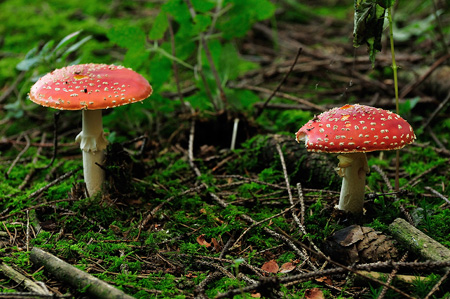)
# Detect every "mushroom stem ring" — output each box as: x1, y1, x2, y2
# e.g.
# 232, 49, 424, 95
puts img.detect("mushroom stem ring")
336, 152, 369, 213
75, 110, 108, 196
